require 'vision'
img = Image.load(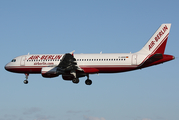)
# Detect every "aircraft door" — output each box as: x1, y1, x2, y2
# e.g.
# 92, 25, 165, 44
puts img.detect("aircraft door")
20, 56, 26, 66
132, 55, 137, 65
